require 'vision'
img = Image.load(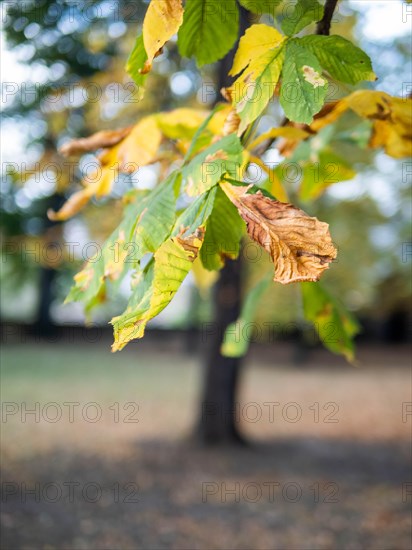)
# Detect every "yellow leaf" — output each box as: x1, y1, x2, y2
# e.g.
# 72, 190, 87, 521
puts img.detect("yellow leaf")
191, 257, 218, 297
143, 0, 184, 65
156, 108, 209, 139
207, 104, 234, 135
48, 143, 121, 221
47, 166, 117, 221
267, 168, 289, 203
117, 116, 163, 169
230, 24, 285, 77
311, 91, 412, 159
232, 44, 285, 134
221, 182, 337, 284
249, 155, 289, 202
